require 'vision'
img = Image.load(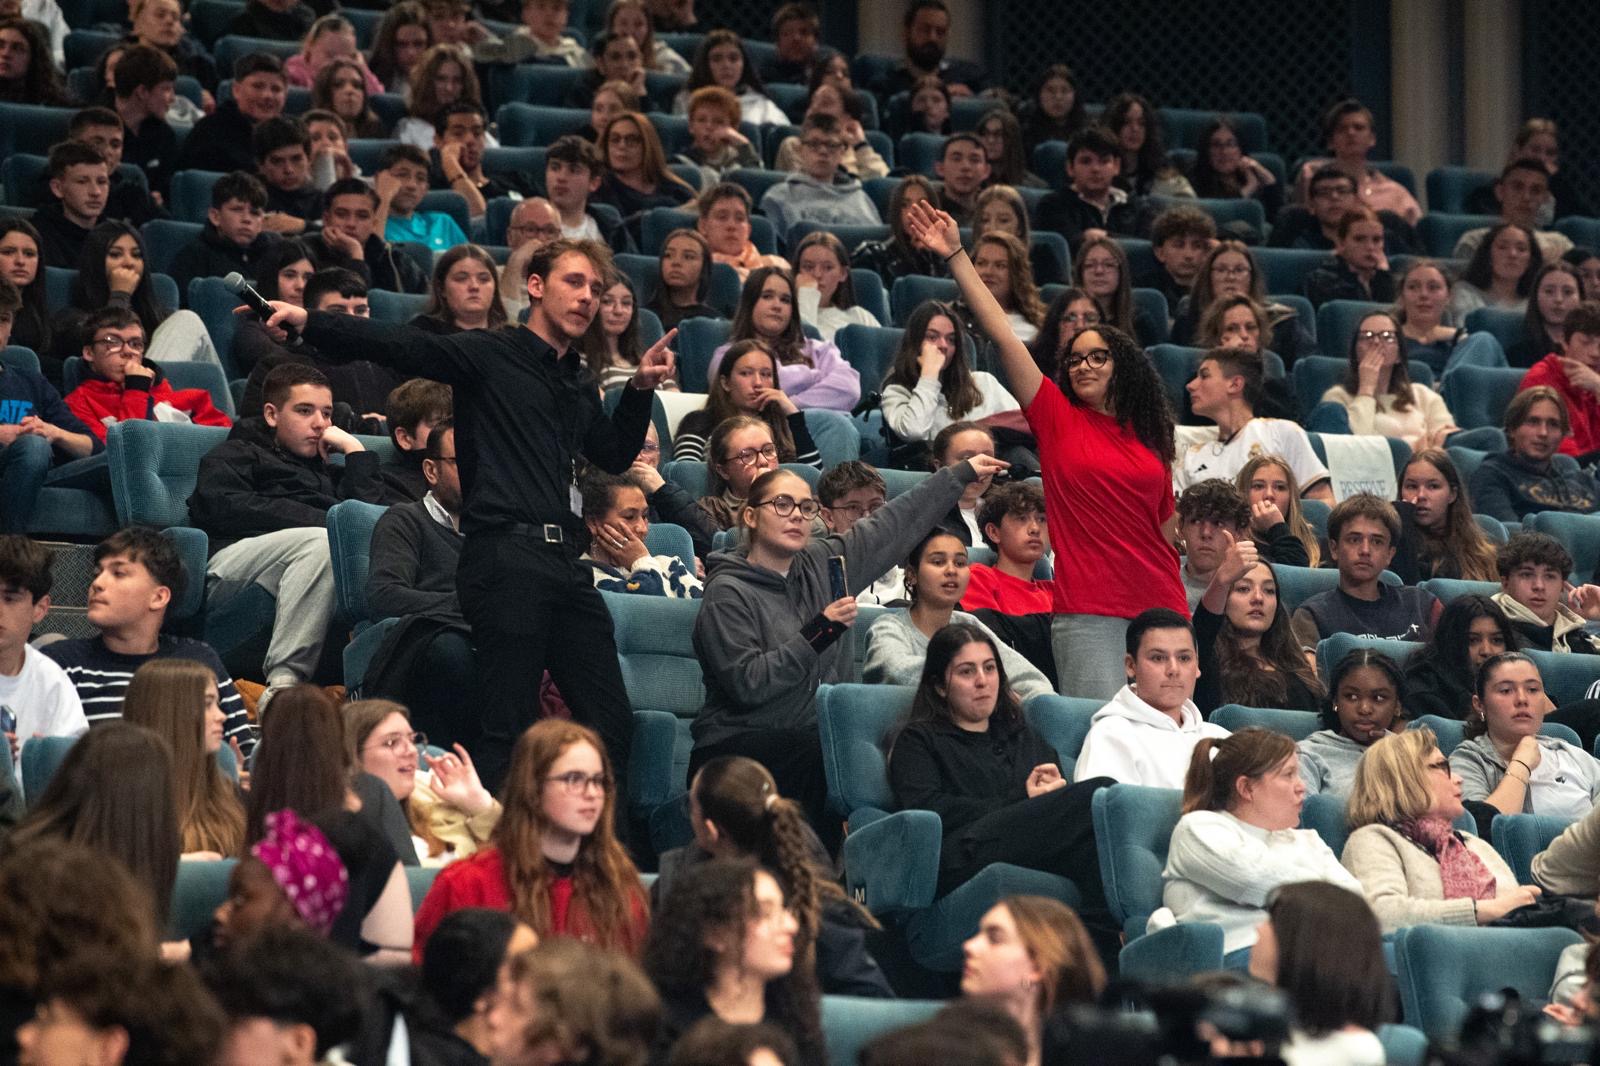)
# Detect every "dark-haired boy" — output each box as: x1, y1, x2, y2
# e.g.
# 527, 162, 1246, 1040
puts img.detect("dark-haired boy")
381, 377, 453, 502
307, 178, 429, 294
962, 480, 1051, 616
429, 102, 529, 217
188, 362, 386, 705
1138, 205, 1215, 309
1455, 159, 1573, 261
376, 144, 467, 252
932, 133, 990, 227
1492, 531, 1600, 654
41, 526, 254, 751
175, 53, 289, 175
760, 3, 836, 86
168, 170, 276, 298
57, 107, 166, 226
34, 141, 109, 269
1035, 126, 1143, 249
111, 44, 179, 200
0, 536, 85, 765
1177, 478, 1309, 610
818, 461, 904, 606
253, 115, 320, 233
544, 134, 630, 251
1290, 494, 1440, 647
64, 306, 232, 442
